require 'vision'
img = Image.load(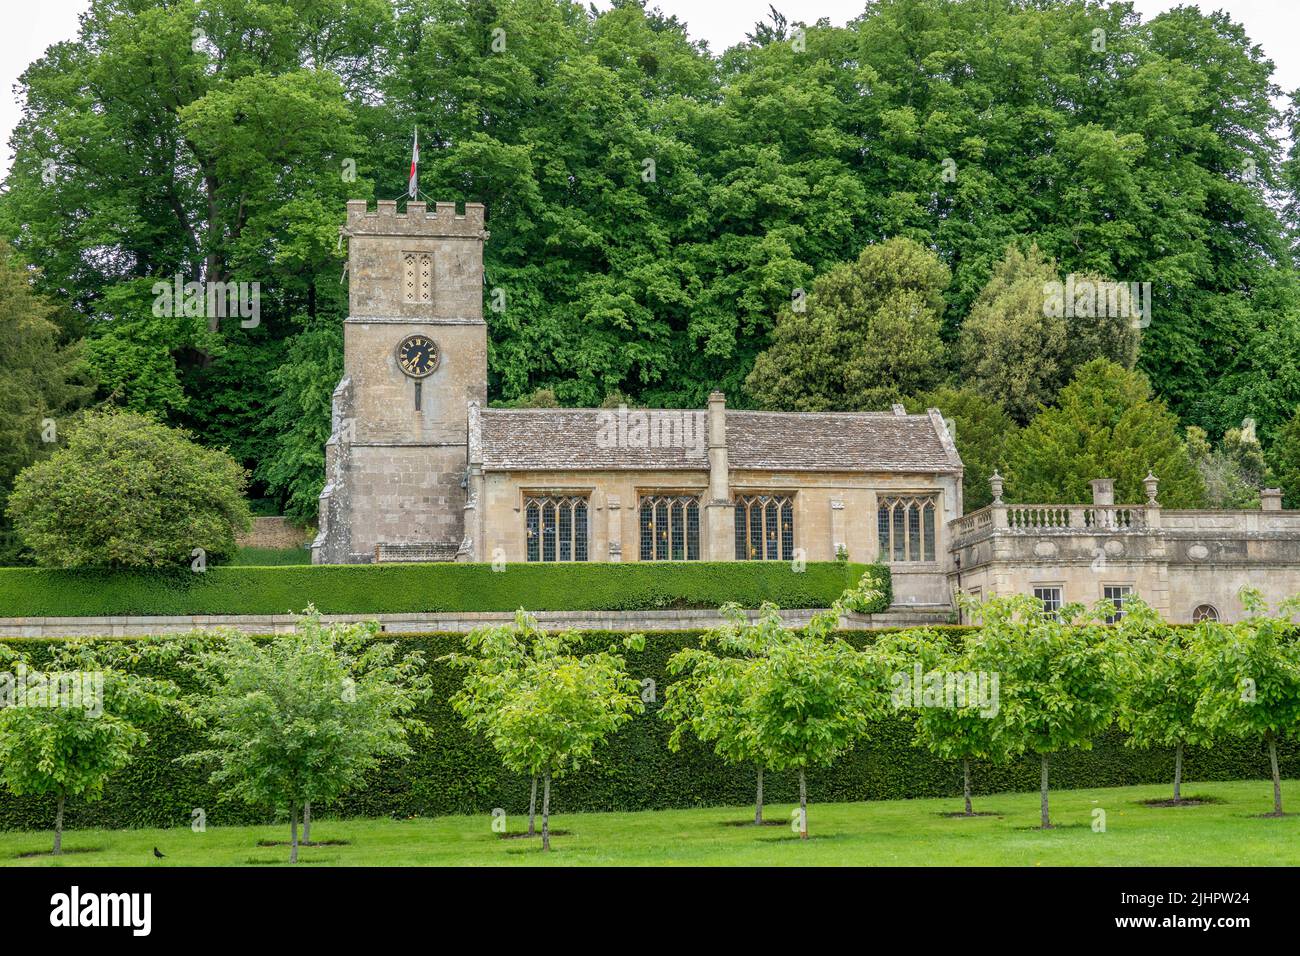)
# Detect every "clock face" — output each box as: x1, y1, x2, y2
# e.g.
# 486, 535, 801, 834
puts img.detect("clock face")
396, 335, 439, 378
